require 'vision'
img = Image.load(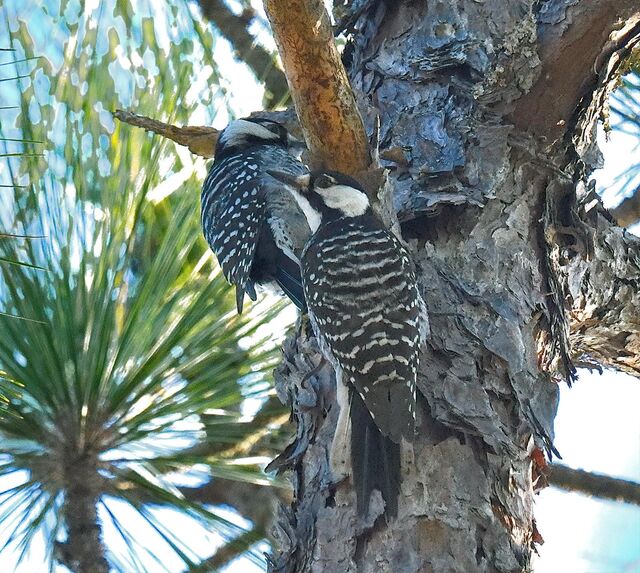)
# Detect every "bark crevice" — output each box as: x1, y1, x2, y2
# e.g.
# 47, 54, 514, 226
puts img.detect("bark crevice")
266, 1, 640, 572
